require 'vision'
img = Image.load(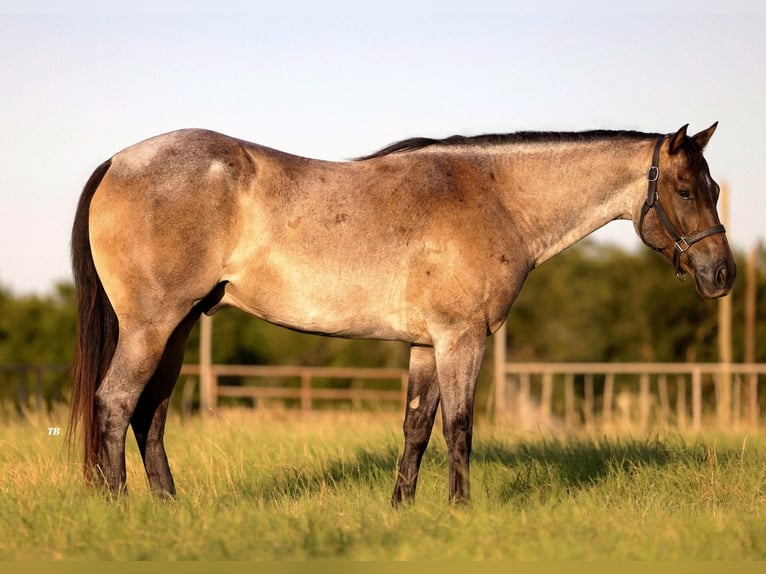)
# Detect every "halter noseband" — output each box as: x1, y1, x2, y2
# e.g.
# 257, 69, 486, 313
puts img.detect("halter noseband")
638, 136, 726, 280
